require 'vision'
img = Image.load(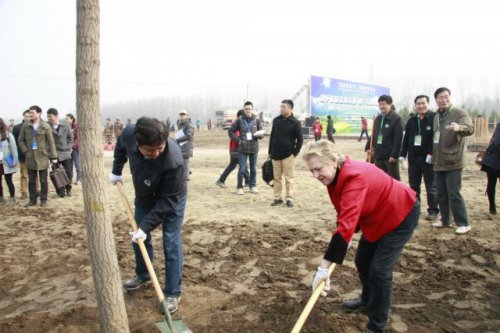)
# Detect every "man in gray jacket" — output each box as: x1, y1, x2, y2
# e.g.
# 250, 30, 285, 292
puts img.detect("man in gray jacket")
47, 108, 74, 197
431, 87, 474, 234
